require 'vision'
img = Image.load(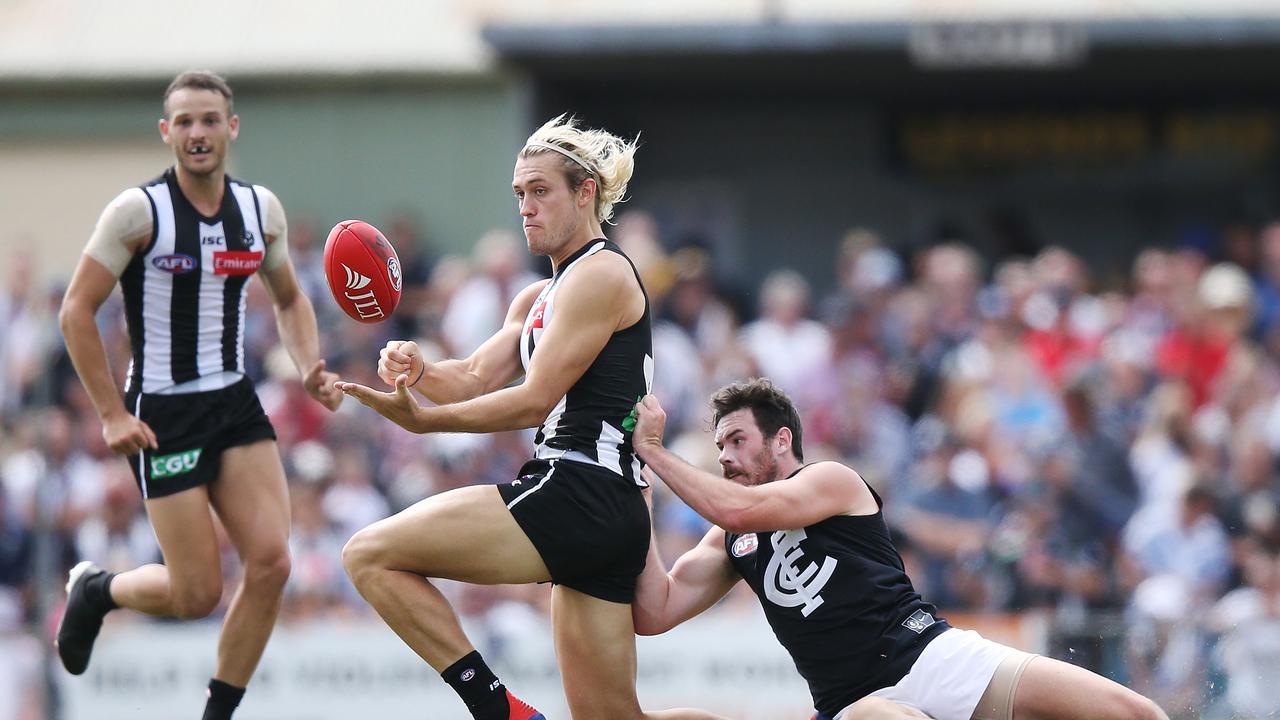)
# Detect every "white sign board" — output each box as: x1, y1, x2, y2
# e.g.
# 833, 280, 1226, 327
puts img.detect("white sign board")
57, 612, 814, 719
